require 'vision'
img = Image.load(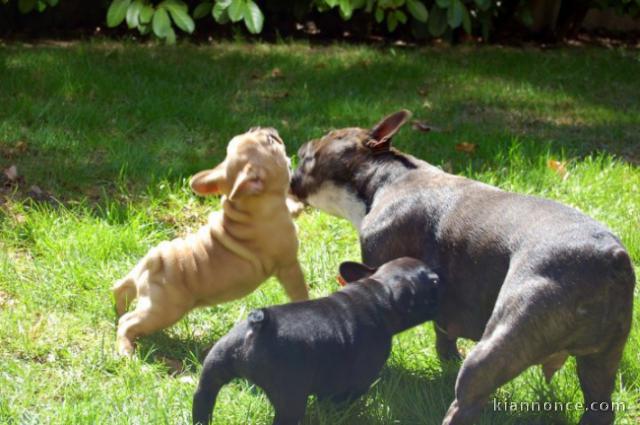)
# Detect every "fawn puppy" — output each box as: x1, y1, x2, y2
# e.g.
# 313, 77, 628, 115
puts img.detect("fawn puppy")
113, 128, 308, 356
